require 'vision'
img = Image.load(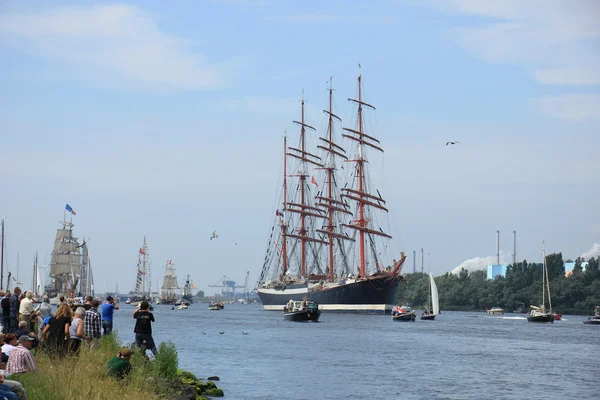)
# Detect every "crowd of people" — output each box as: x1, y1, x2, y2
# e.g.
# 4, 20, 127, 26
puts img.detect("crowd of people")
0, 288, 159, 399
